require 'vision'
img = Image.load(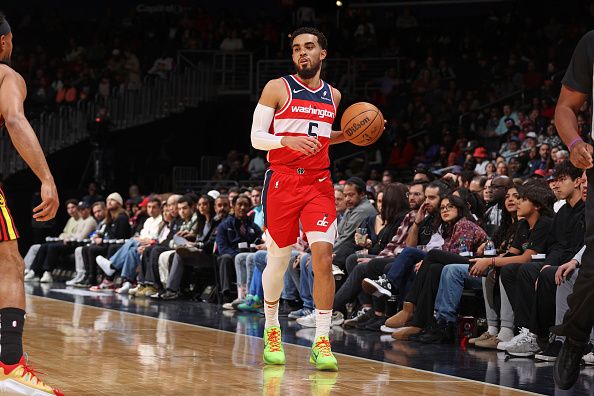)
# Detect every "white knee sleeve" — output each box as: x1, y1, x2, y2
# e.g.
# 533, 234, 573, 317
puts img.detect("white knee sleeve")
262, 238, 292, 302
